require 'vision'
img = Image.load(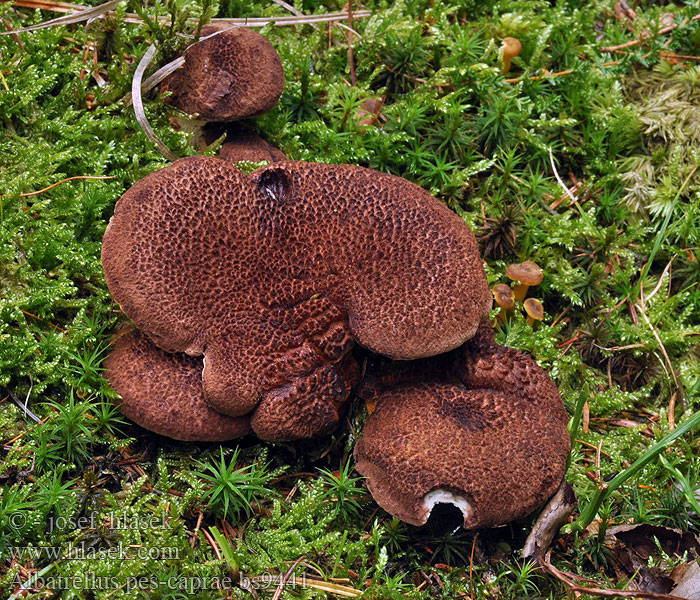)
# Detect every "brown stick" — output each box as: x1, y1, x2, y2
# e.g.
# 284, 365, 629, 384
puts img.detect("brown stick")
271, 556, 304, 600
346, 0, 357, 86
601, 13, 700, 52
